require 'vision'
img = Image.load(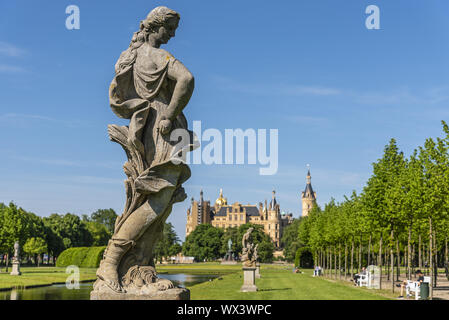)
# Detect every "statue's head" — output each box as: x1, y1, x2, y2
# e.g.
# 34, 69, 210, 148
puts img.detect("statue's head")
140, 6, 180, 45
